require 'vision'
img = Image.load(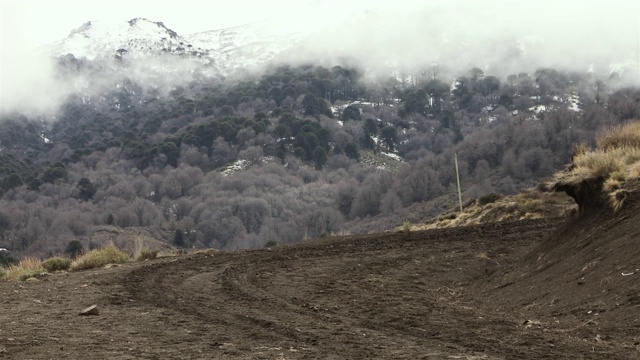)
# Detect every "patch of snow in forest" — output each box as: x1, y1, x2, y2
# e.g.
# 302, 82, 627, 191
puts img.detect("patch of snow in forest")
221, 159, 250, 176
488, 116, 497, 122
41, 135, 51, 144
568, 94, 580, 112
528, 105, 546, 114
382, 152, 402, 161
451, 80, 458, 93
337, 120, 344, 126
371, 135, 380, 145
482, 105, 493, 113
